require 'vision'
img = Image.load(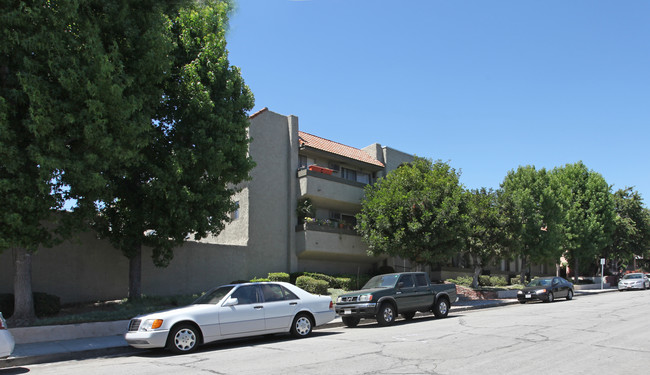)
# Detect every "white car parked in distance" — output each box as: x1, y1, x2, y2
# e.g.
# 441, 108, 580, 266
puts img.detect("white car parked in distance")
0, 312, 15, 358
618, 273, 650, 291
125, 282, 336, 354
